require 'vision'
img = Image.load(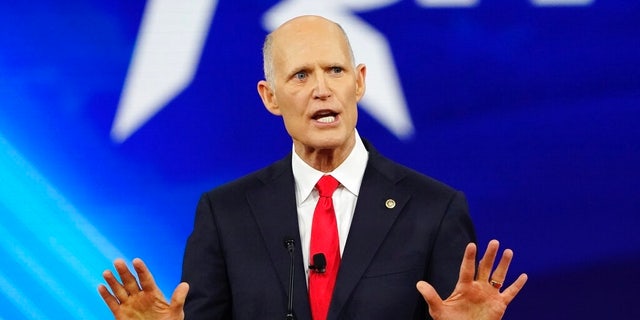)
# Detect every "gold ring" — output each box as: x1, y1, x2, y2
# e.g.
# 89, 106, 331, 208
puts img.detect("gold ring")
490, 279, 503, 289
